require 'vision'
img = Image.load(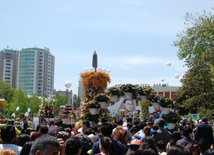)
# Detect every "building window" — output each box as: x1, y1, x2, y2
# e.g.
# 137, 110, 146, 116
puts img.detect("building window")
6, 57, 11, 59
6, 53, 11, 56
6, 60, 10, 62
